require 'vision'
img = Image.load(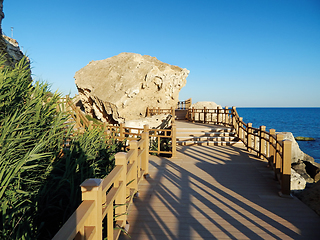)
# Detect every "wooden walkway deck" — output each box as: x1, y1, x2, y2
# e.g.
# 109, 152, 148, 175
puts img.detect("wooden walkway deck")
119, 122, 320, 240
